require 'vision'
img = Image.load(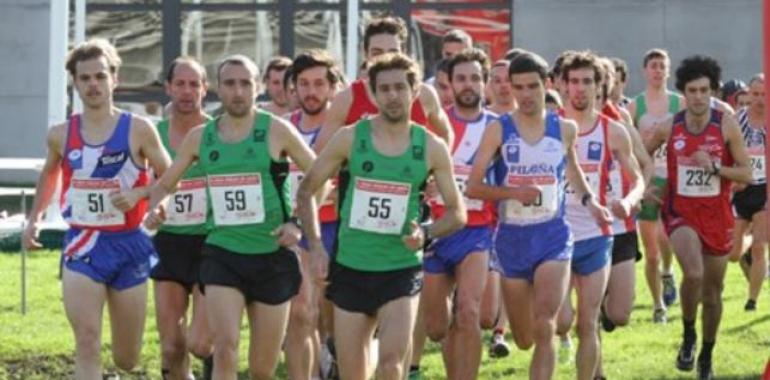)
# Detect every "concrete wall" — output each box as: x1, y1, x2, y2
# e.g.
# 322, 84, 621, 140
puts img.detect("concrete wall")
512, 0, 763, 95
0, 0, 52, 184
